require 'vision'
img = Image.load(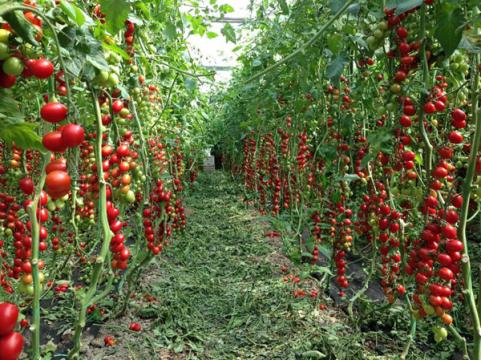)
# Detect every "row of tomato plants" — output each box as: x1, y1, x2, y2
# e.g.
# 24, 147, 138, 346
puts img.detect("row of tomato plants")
0, 1, 206, 359
219, 0, 481, 358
